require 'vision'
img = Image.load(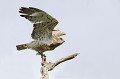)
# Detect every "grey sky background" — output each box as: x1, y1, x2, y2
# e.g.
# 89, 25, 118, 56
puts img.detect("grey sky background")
0, 0, 120, 79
